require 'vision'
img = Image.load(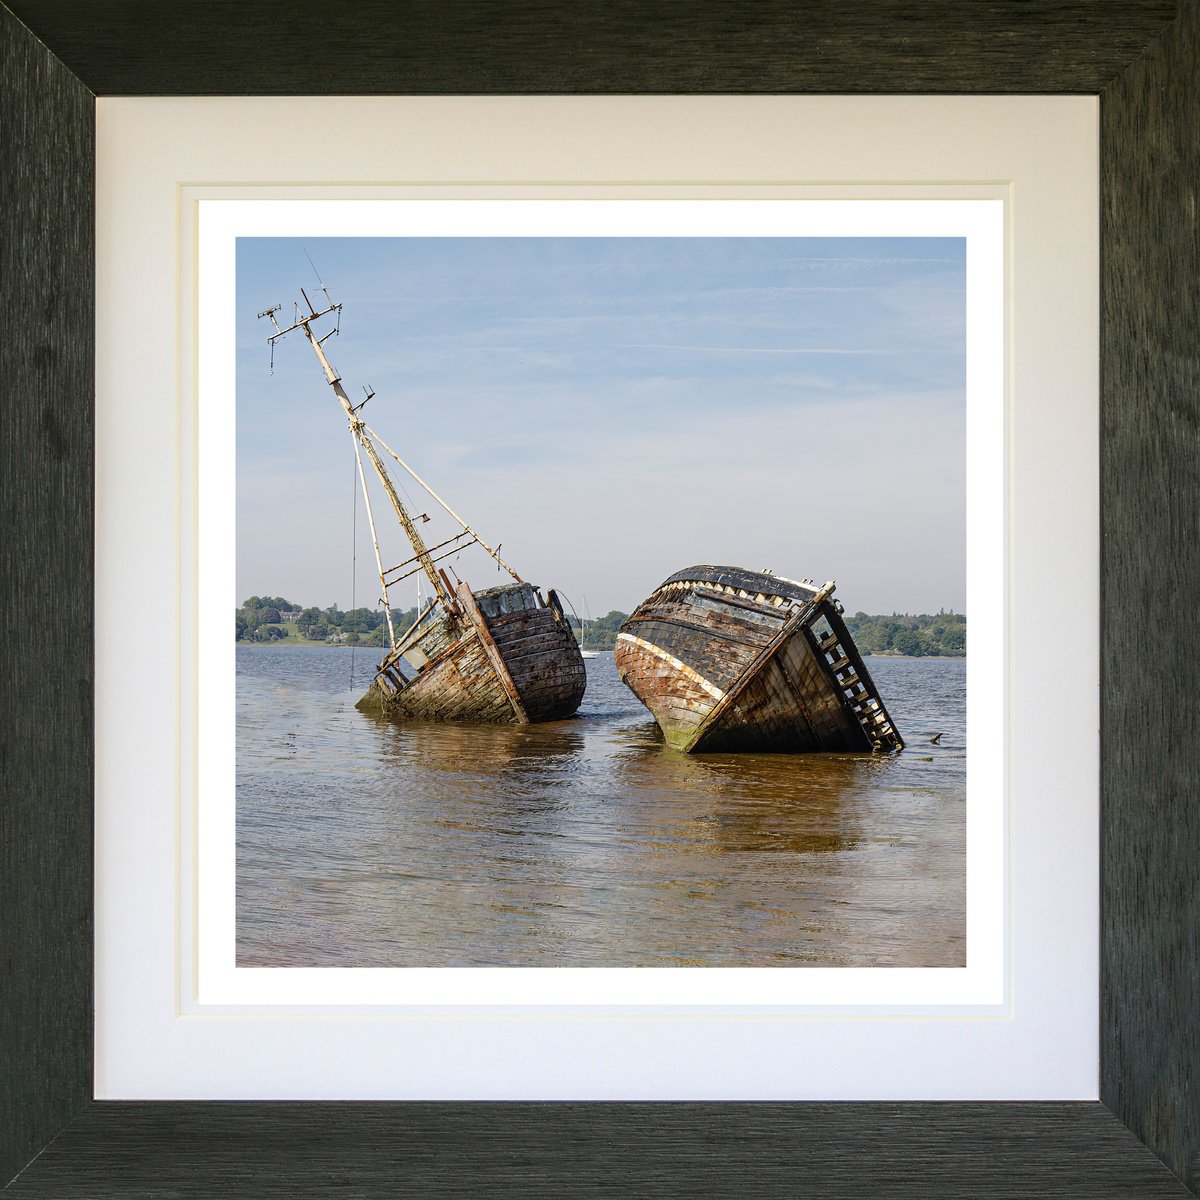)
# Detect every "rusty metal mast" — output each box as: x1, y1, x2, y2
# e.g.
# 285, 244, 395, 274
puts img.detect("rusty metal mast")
259, 290, 457, 616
